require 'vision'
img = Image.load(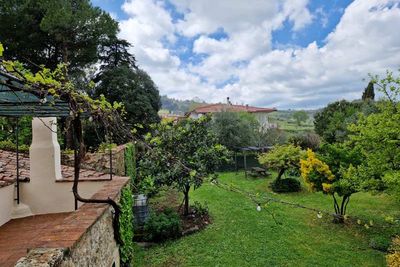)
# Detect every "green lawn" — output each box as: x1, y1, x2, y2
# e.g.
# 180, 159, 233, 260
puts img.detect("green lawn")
133, 172, 400, 267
